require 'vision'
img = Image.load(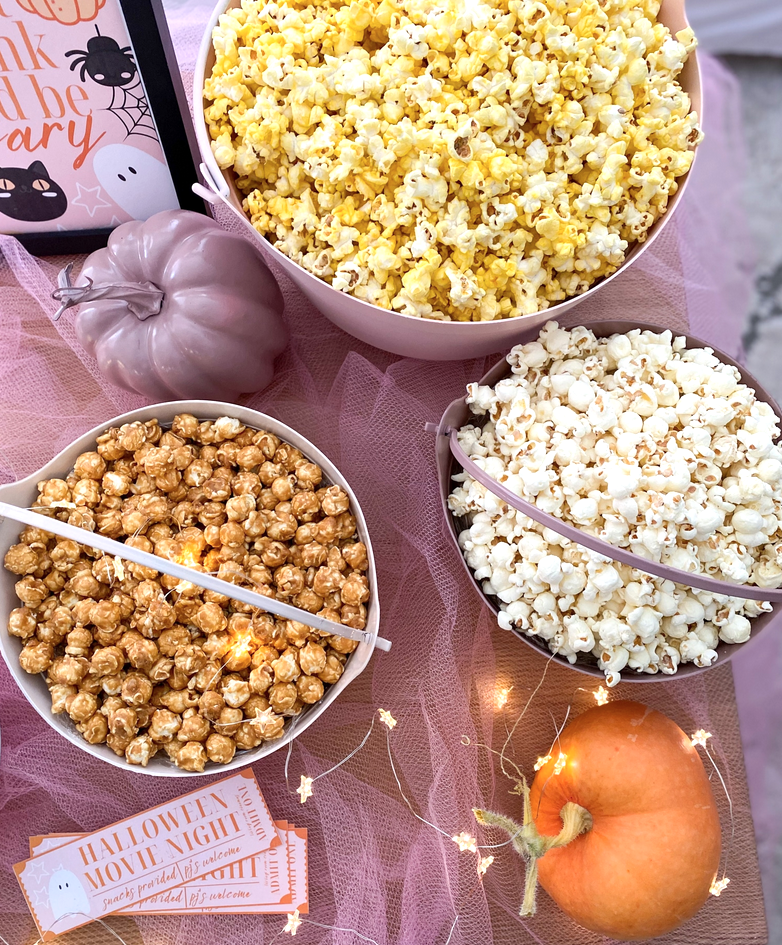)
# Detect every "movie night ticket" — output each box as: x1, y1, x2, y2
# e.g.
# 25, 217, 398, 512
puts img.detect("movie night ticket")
29, 822, 297, 915
15, 770, 278, 939
209, 823, 309, 915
